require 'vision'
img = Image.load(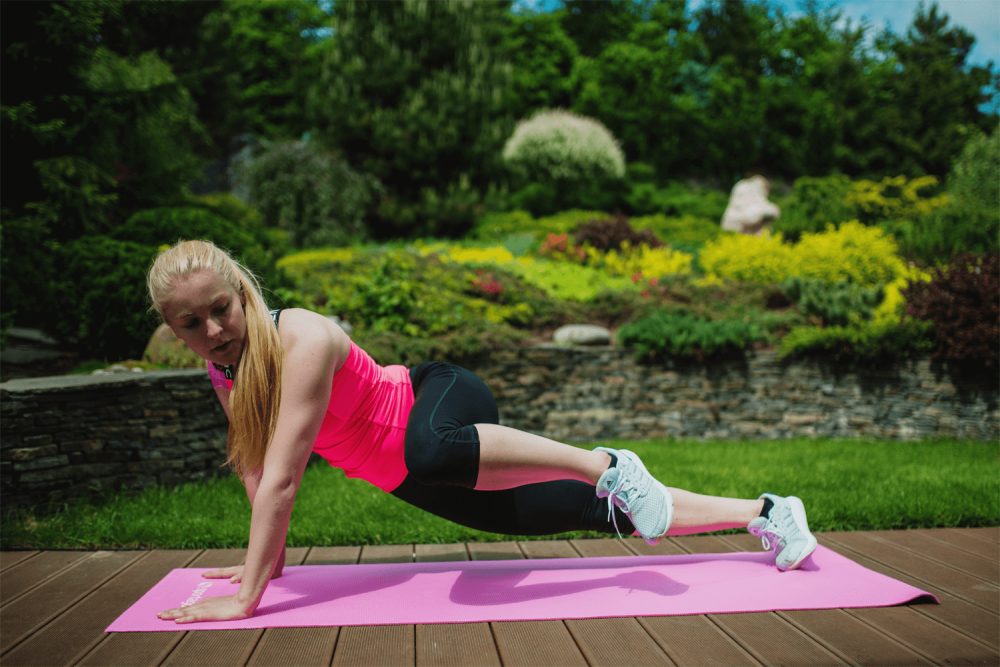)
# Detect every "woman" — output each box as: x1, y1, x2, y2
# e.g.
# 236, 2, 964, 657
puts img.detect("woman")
151, 240, 816, 624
